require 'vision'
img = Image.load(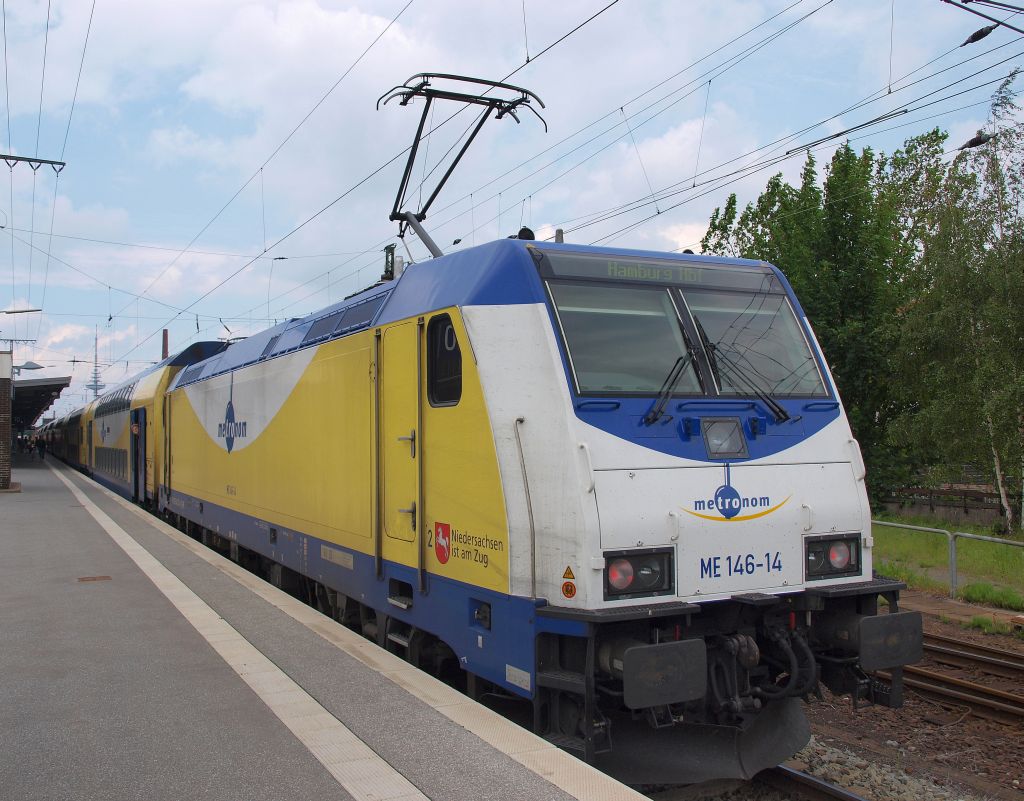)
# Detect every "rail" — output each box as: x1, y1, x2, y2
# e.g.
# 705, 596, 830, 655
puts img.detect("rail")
871, 519, 1024, 597
877, 664, 1024, 726
755, 765, 874, 801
